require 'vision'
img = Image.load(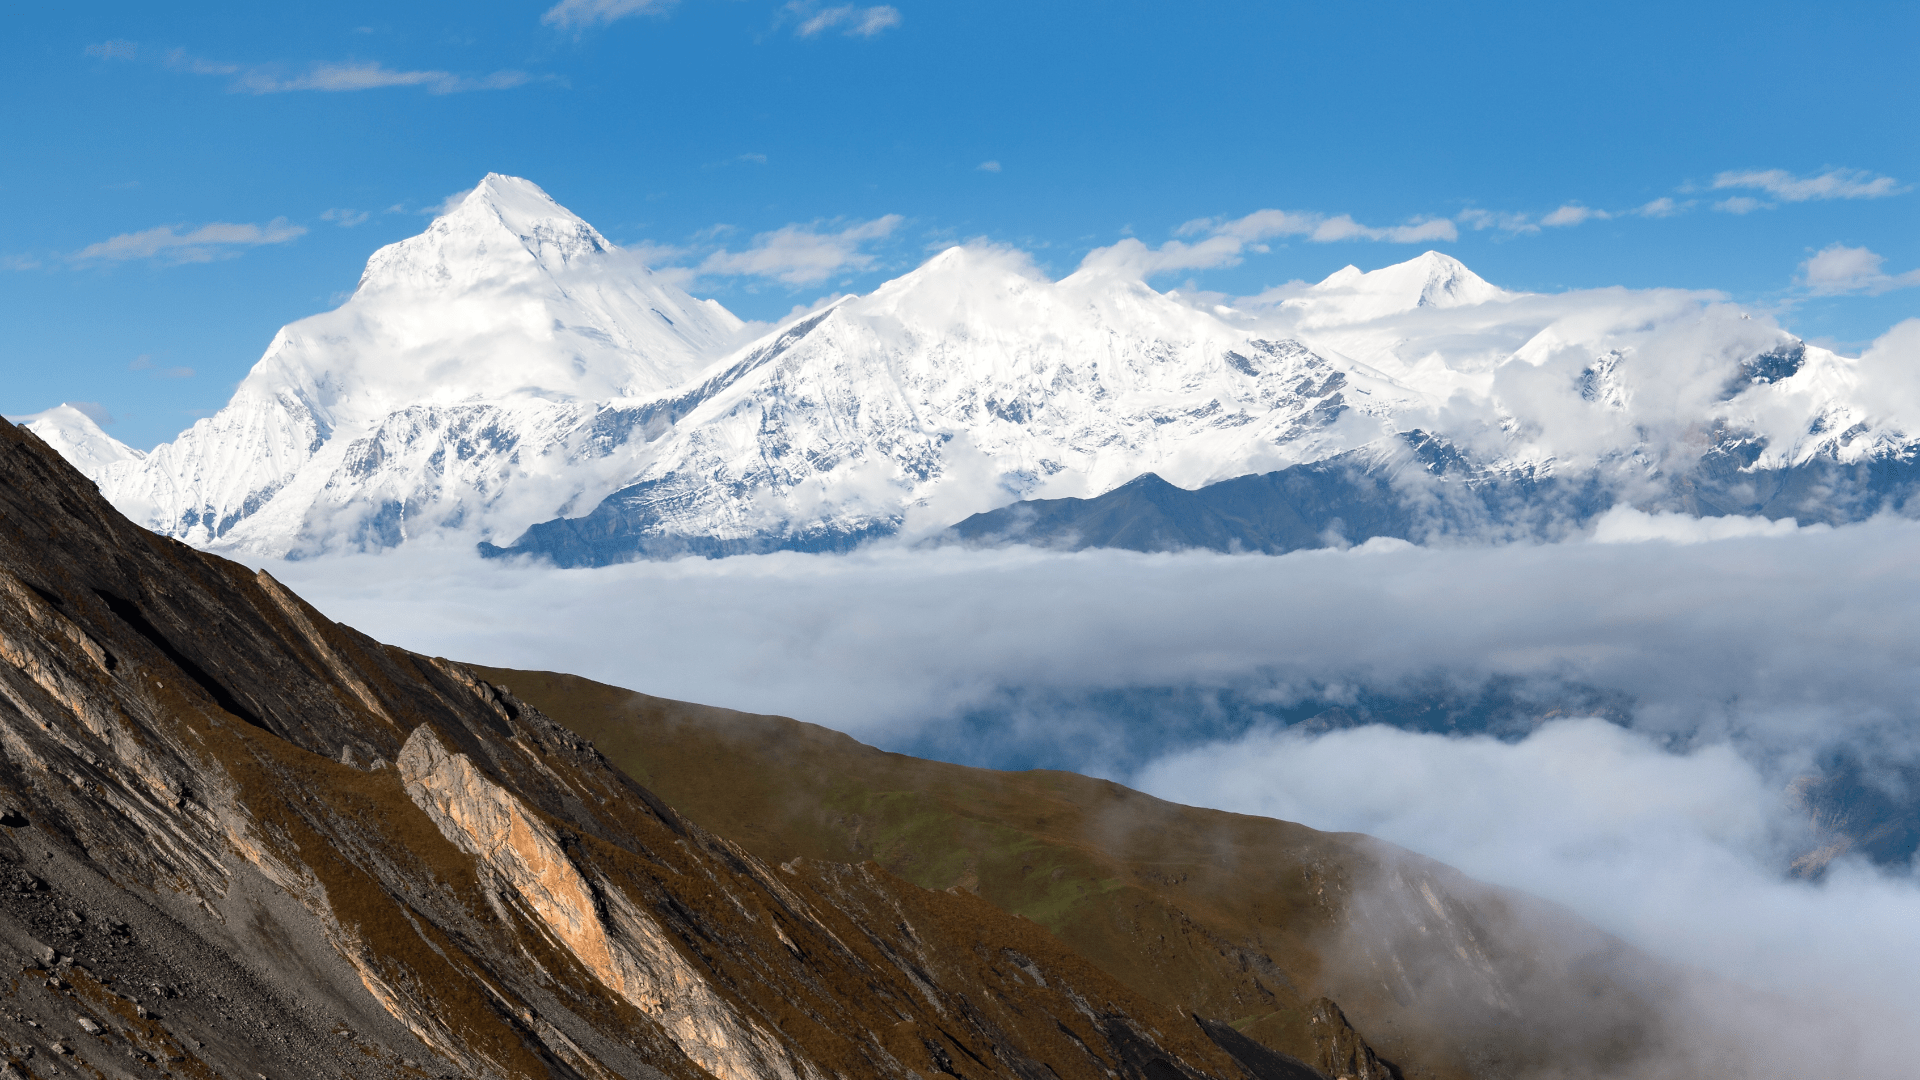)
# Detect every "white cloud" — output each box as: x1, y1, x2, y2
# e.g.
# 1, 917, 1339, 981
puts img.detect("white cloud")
697, 215, 904, 285
320, 208, 370, 228
84, 40, 137, 60
234, 62, 531, 95
1462, 197, 1687, 233
977, 160, 1002, 173
1081, 208, 1456, 279
1850, 320, 1920, 426
267, 515, 1920, 770
1309, 214, 1457, 243
541, 0, 677, 29
66, 402, 114, 426
72, 218, 307, 264
1715, 195, 1768, 215
1457, 208, 1539, 234
788, 3, 903, 37
127, 354, 195, 379
1074, 235, 1248, 278
423, 187, 477, 217
1800, 244, 1920, 296
164, 51, 531, 94
1589, 504, 1810, 543
1714, 167, 1909, 203
1541, 203, 1609, 227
